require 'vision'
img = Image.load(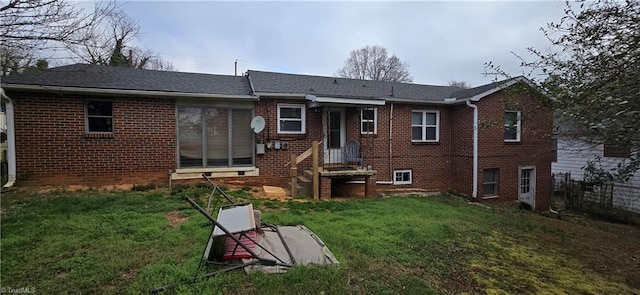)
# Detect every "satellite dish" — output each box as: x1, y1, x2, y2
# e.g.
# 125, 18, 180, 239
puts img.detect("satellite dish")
250, 116, 265, 133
